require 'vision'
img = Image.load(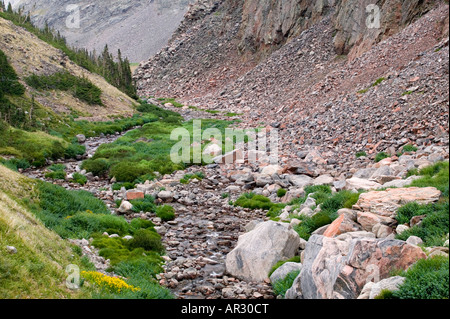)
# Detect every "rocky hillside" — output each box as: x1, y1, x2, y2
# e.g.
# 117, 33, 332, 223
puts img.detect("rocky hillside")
7, 0, 194, 62
135, 0, 449, 172
0, 15, 136, 119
